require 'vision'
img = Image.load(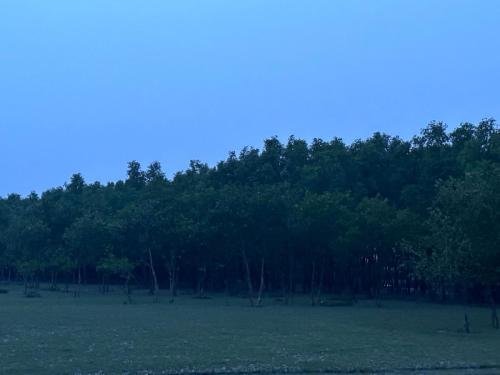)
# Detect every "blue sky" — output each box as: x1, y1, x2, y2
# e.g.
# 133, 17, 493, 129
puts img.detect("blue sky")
1, 1, 499, 196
